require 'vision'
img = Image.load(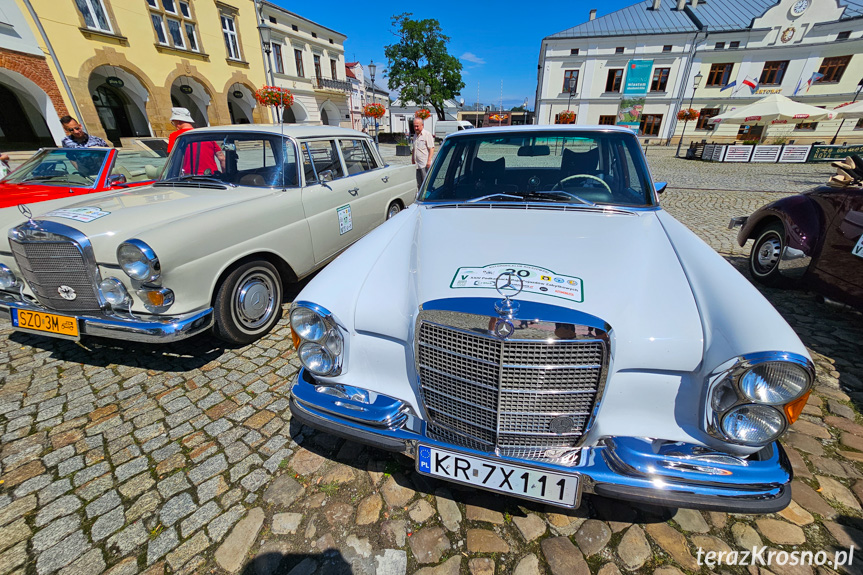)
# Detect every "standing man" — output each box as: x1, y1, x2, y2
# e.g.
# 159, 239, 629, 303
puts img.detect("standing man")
167, 107, 225, 175
60, 116, 110, 148
167, 107, 195, 153
412, 117, 434, 189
